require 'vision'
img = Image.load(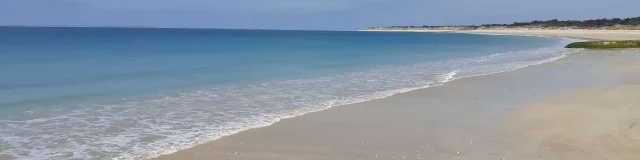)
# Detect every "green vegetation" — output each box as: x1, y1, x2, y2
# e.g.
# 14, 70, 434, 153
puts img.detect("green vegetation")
565, 40, 640, 49
482, 17, 640, 28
